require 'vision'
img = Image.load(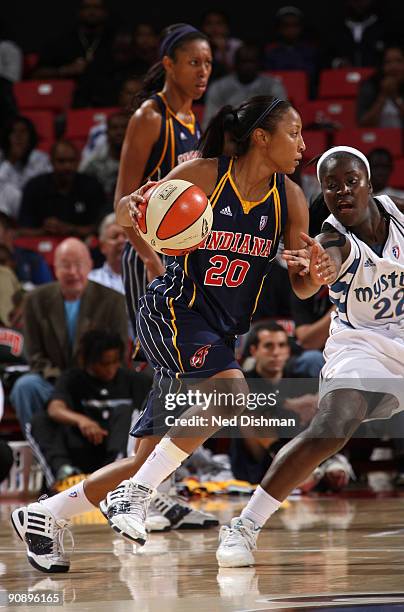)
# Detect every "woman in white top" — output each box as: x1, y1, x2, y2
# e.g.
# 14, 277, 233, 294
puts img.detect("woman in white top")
0, 115, 51, 191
